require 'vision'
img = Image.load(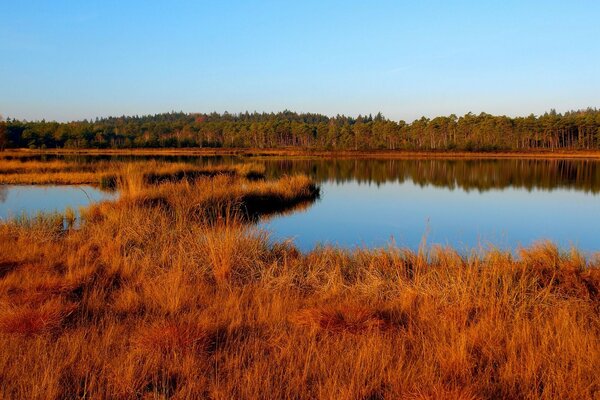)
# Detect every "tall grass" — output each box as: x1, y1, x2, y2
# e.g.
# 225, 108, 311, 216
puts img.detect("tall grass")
0, 173, 599, 399
0, 158, 265, 186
